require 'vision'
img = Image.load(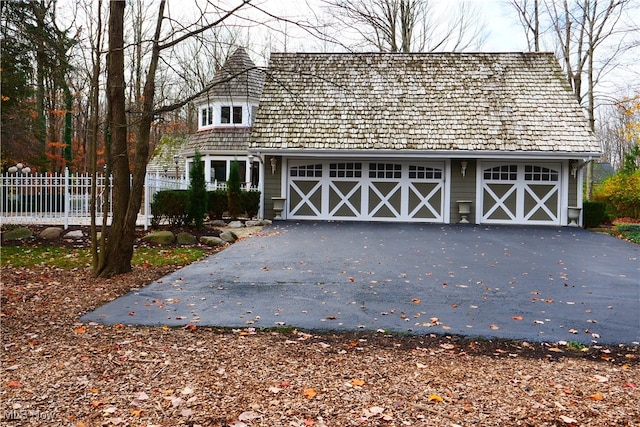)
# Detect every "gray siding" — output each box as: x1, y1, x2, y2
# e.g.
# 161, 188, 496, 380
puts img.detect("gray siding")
568, 169, 579, 207
263, 156, 283, 219
449, 159, 477, 223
